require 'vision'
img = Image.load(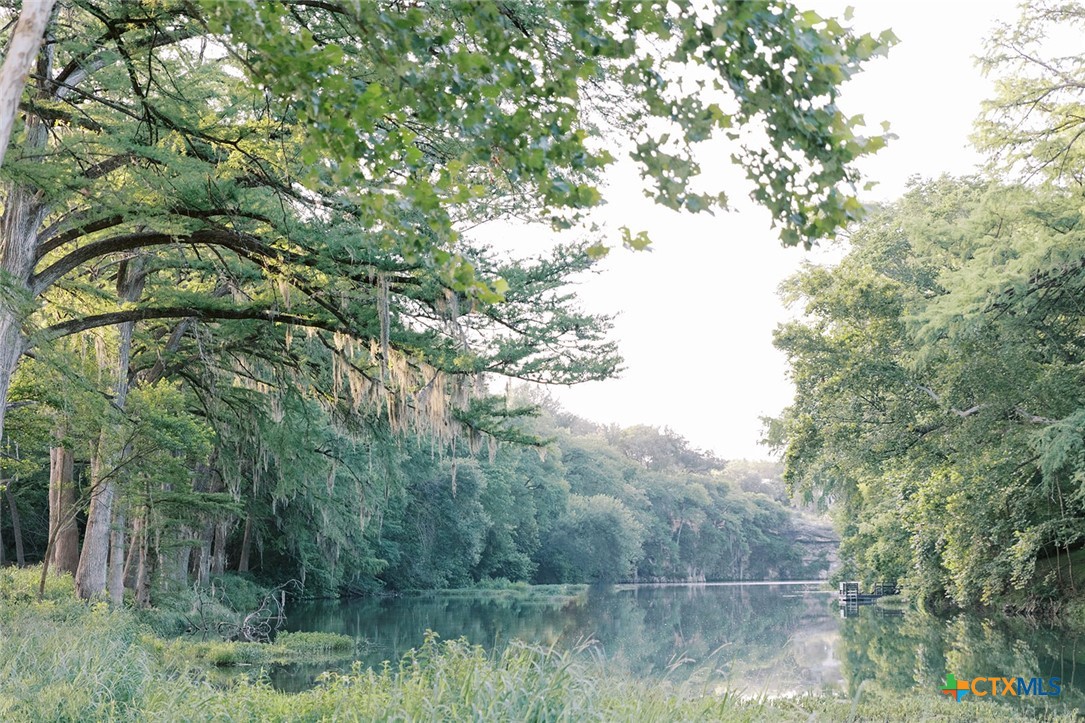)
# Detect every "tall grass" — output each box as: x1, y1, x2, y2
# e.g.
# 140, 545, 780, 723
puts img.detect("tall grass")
152, 630, 357, 667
